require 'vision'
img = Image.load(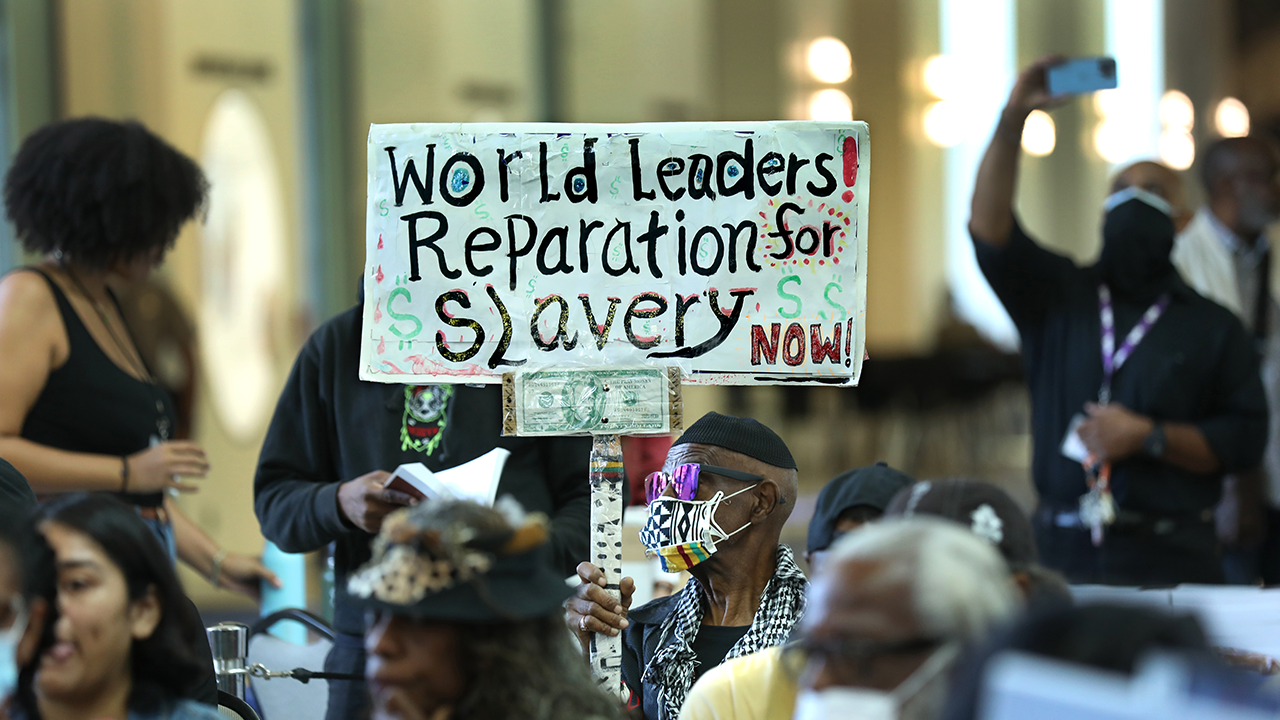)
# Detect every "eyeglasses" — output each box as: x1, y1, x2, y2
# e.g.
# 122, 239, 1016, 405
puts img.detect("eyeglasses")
779, 635, 942, 681
644, 463, 765, 505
